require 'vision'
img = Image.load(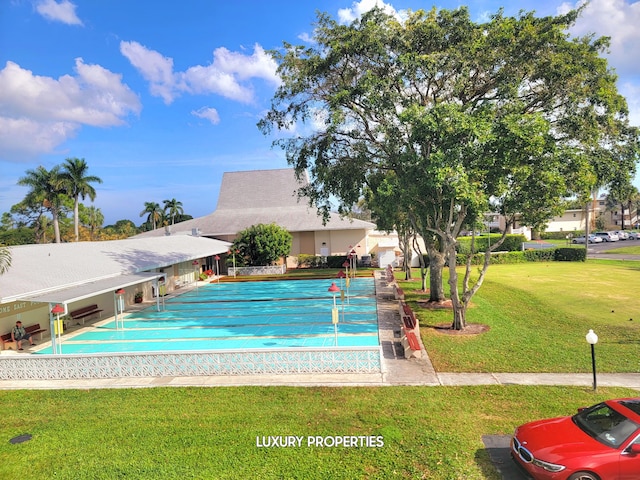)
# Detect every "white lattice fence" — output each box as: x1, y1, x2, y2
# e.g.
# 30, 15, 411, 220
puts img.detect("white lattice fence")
0, 347, 382, 380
